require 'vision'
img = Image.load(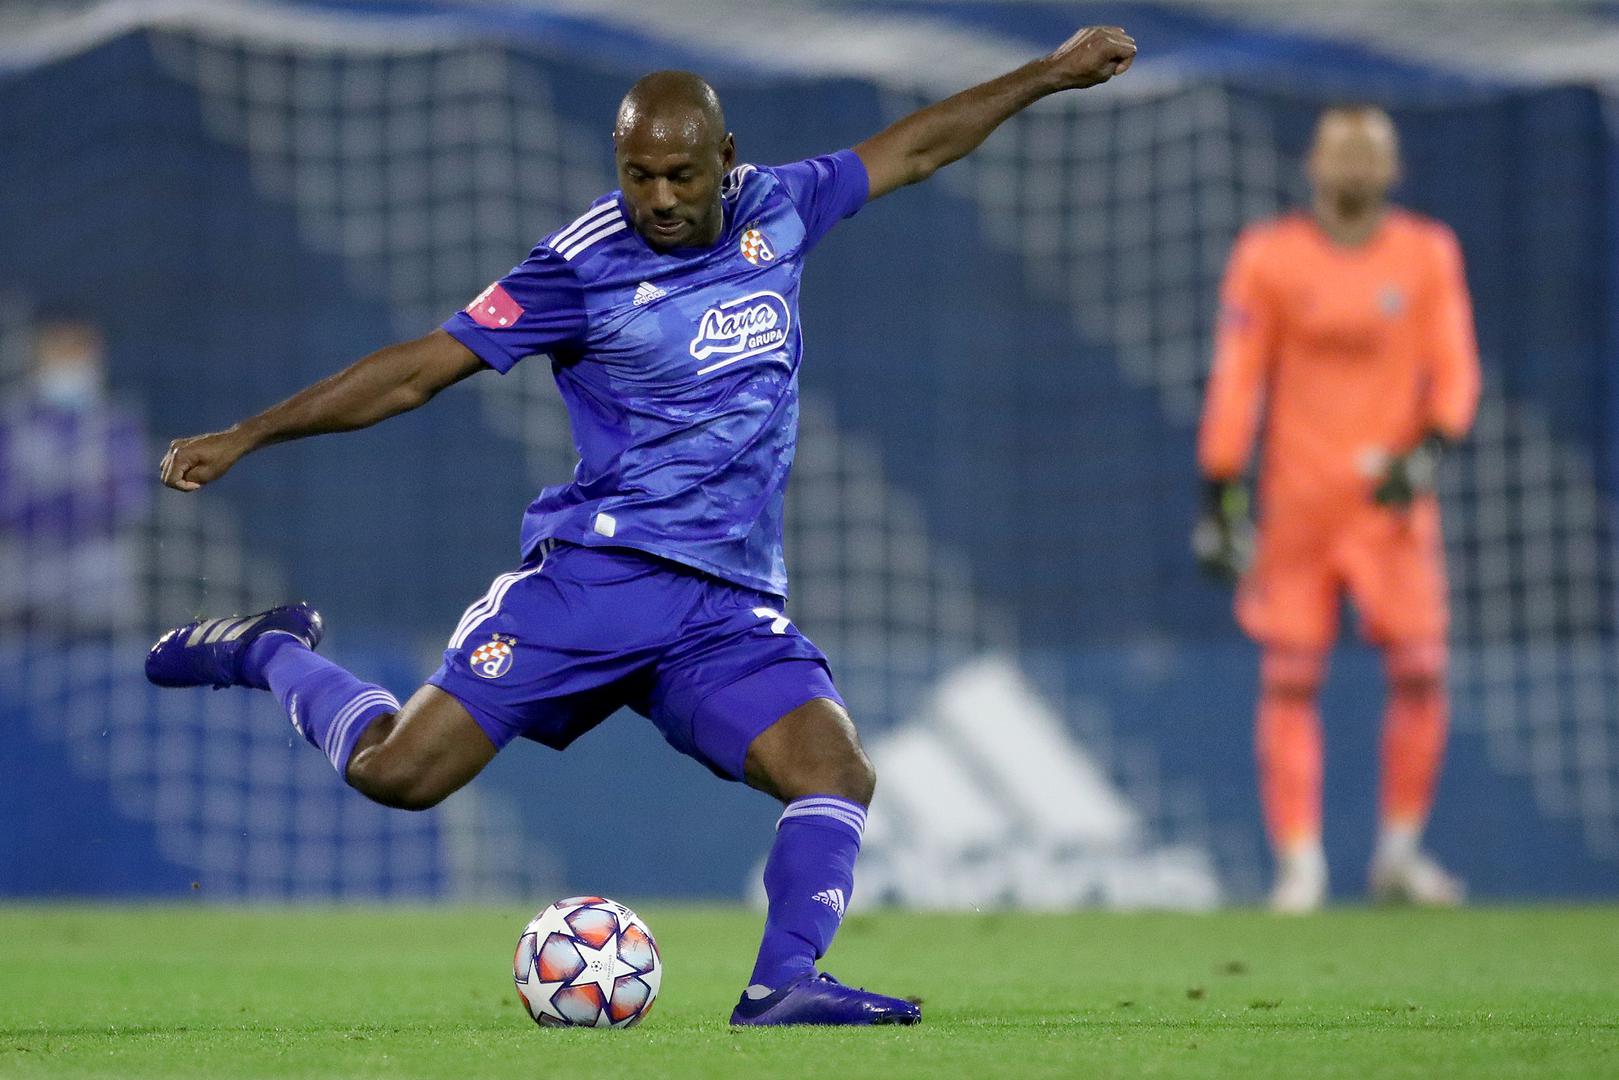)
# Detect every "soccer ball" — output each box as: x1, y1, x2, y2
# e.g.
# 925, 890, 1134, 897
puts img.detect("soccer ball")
512, 896, 662, 1028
